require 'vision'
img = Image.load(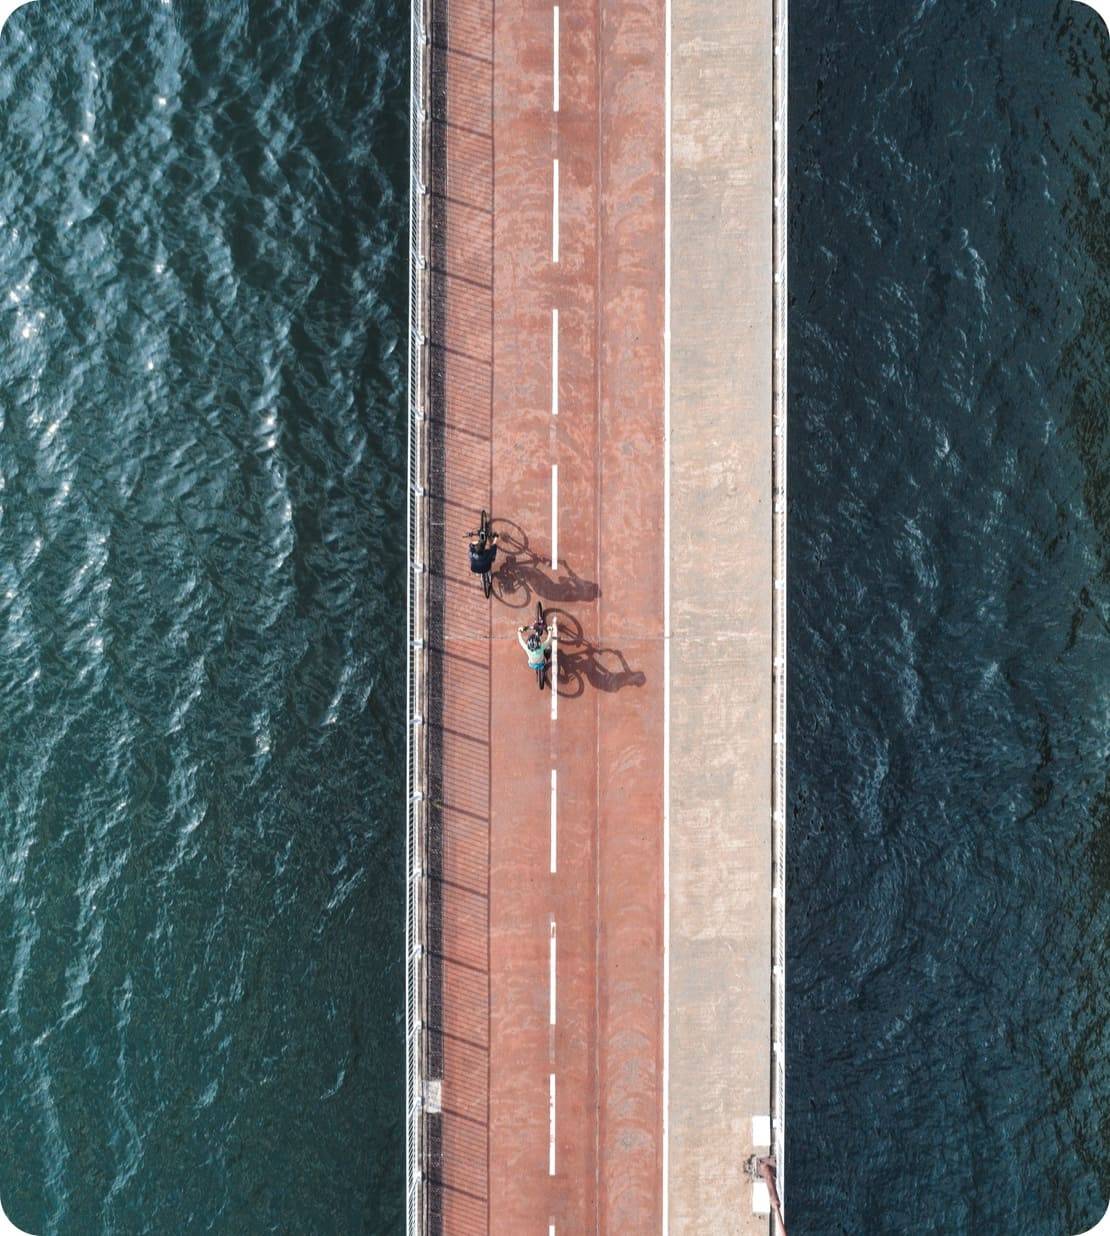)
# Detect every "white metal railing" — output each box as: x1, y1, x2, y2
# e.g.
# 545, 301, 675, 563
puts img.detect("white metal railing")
770, 0, 788, 1214
406, 0, 431, 1228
